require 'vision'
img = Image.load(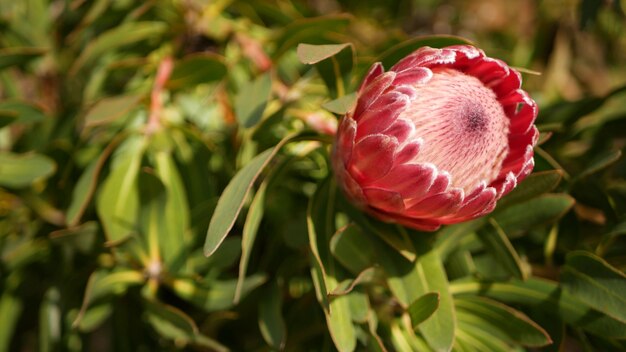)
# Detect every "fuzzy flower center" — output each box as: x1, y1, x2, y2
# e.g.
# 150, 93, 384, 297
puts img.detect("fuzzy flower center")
401, 68, 510, 192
